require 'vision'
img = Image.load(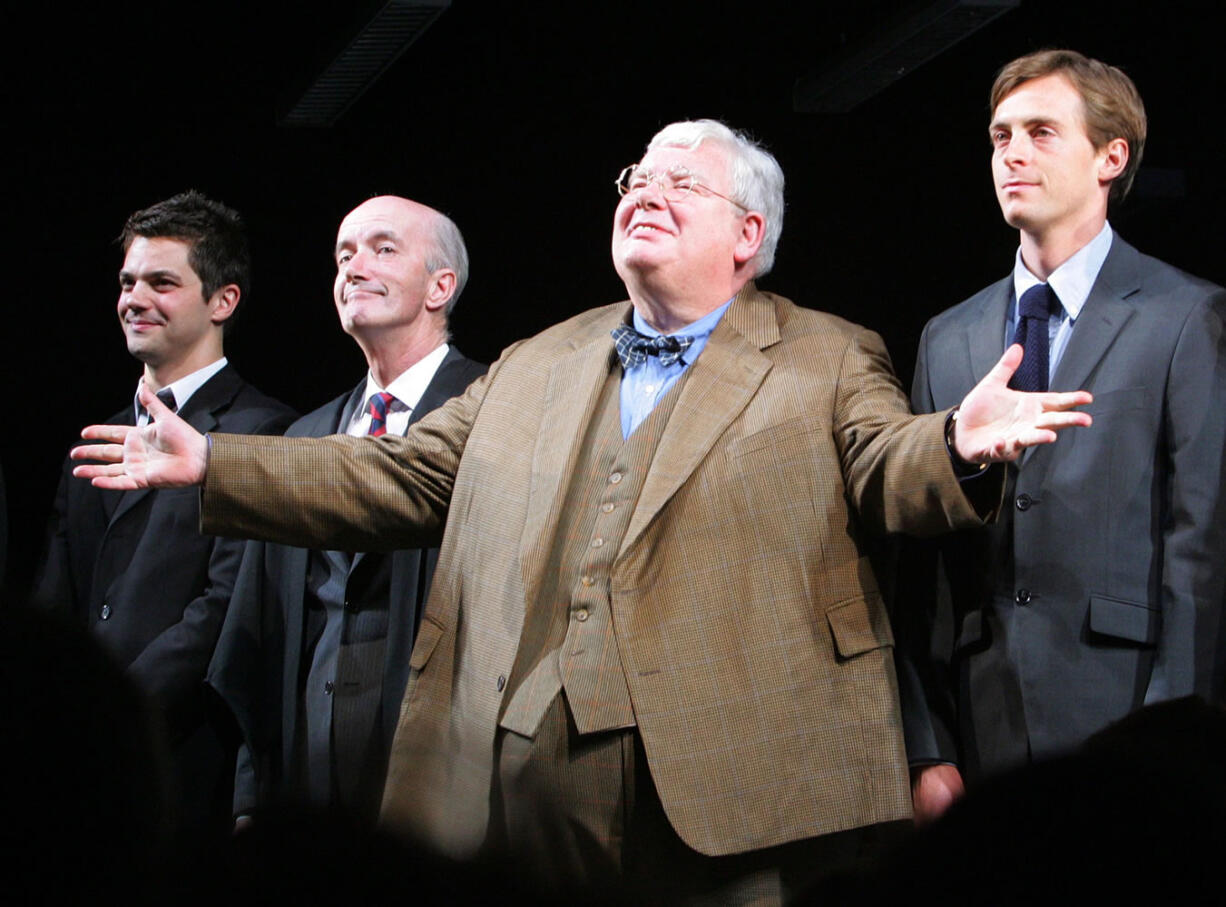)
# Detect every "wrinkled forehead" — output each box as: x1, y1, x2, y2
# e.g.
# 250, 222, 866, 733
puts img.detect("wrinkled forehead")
336, 198, 427, 246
